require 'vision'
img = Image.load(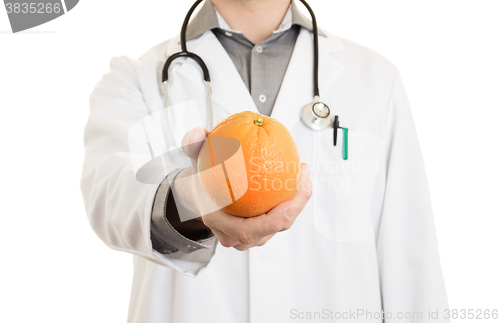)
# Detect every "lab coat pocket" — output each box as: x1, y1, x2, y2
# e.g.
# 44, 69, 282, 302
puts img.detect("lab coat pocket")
311, 128, 384, 244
